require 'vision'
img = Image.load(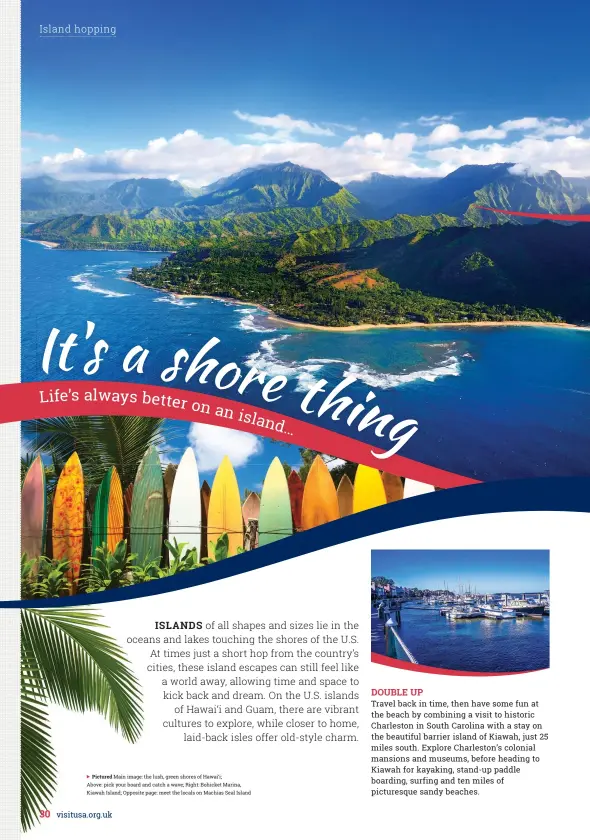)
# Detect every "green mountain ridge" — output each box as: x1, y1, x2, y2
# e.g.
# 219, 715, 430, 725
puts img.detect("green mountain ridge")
154, 161, 359, 220
25, 189, 368, 250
